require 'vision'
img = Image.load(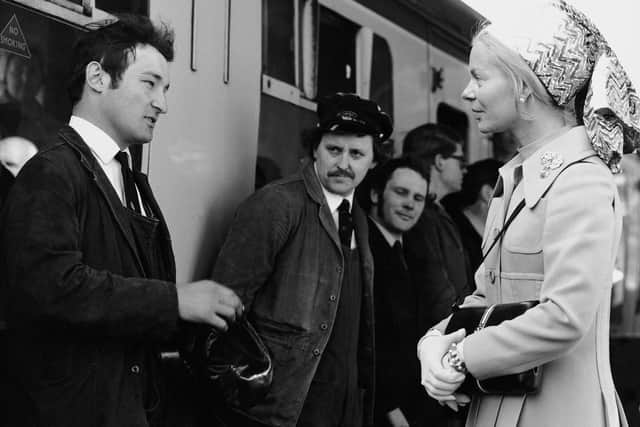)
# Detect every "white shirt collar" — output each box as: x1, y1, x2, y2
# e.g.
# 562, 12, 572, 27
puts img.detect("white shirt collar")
314, 162, 354, 213
369, 216, 402, 247
69, 115, 124, 164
